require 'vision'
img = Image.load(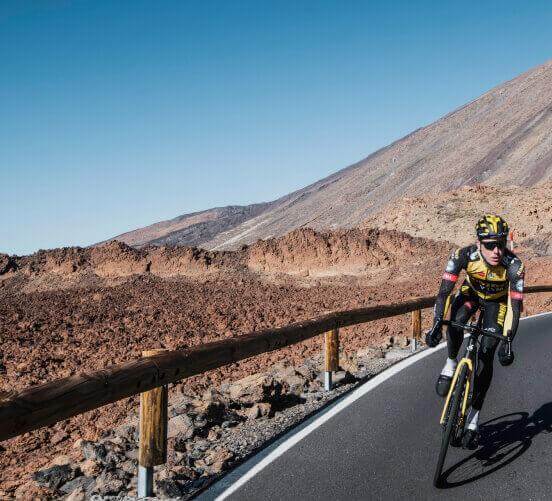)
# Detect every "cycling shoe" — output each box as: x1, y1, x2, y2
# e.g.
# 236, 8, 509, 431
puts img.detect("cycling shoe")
462, 429, 479, 450
435, 374, 453, 397
450, 434, 462, 448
